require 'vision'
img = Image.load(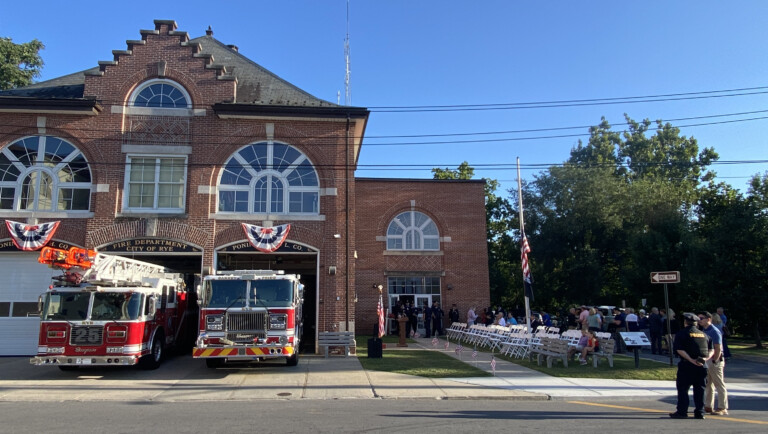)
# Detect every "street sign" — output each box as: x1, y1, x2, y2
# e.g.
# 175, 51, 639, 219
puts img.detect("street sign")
650, 271, 680, 284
